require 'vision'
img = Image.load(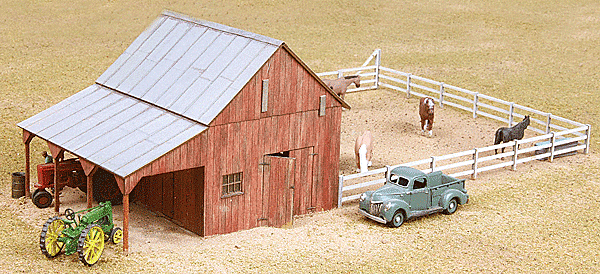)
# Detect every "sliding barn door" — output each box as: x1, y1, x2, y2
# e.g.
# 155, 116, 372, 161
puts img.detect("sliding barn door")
260, 155, 295, 227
